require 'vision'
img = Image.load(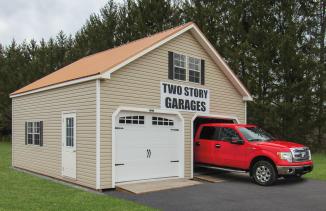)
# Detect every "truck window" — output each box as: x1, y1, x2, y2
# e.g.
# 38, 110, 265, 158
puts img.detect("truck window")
199, 127, 220, 140
219, 128, 241, 141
